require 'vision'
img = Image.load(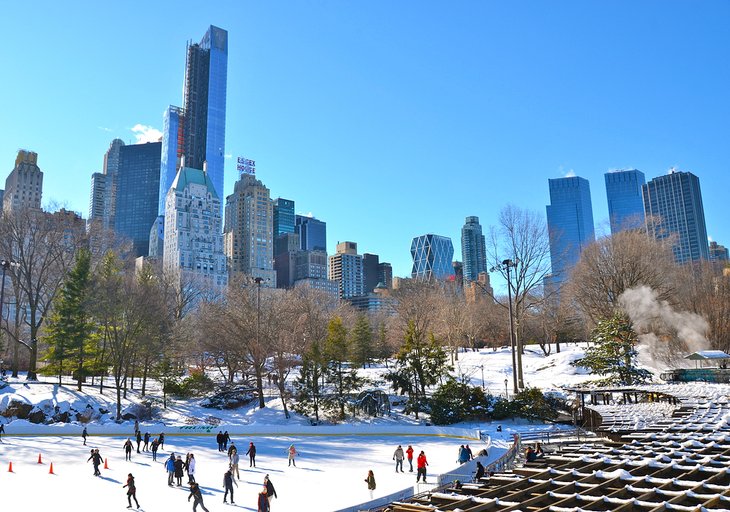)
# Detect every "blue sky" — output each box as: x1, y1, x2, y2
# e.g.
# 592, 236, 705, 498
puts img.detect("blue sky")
1, 1, 728, 280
